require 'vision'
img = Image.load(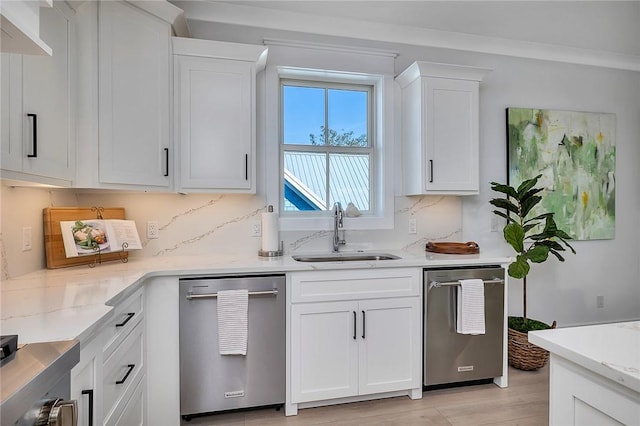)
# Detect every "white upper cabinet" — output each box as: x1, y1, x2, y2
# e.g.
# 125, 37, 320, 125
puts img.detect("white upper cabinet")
0, 0, 53, 55
173, 37, 267, 193
97, 0, 172, 188
1, 1, 74, 186
396, 61, 491, 195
